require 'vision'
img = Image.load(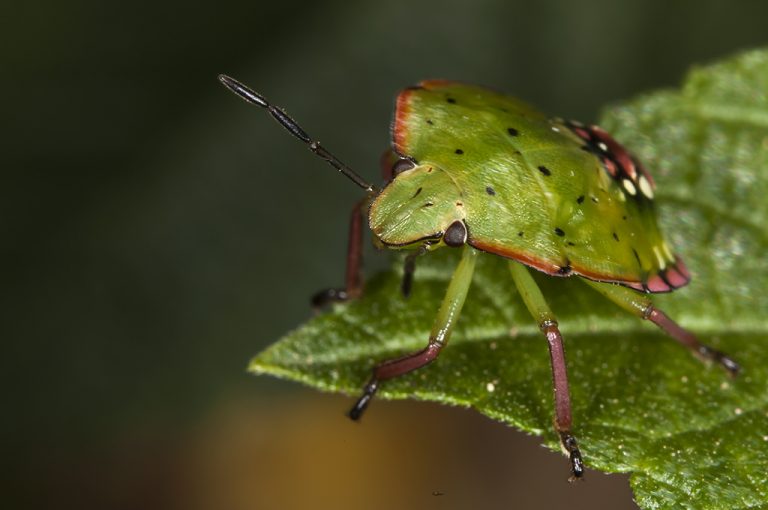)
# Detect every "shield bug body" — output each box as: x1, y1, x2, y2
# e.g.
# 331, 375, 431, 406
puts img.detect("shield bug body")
219, 76, 739, 480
